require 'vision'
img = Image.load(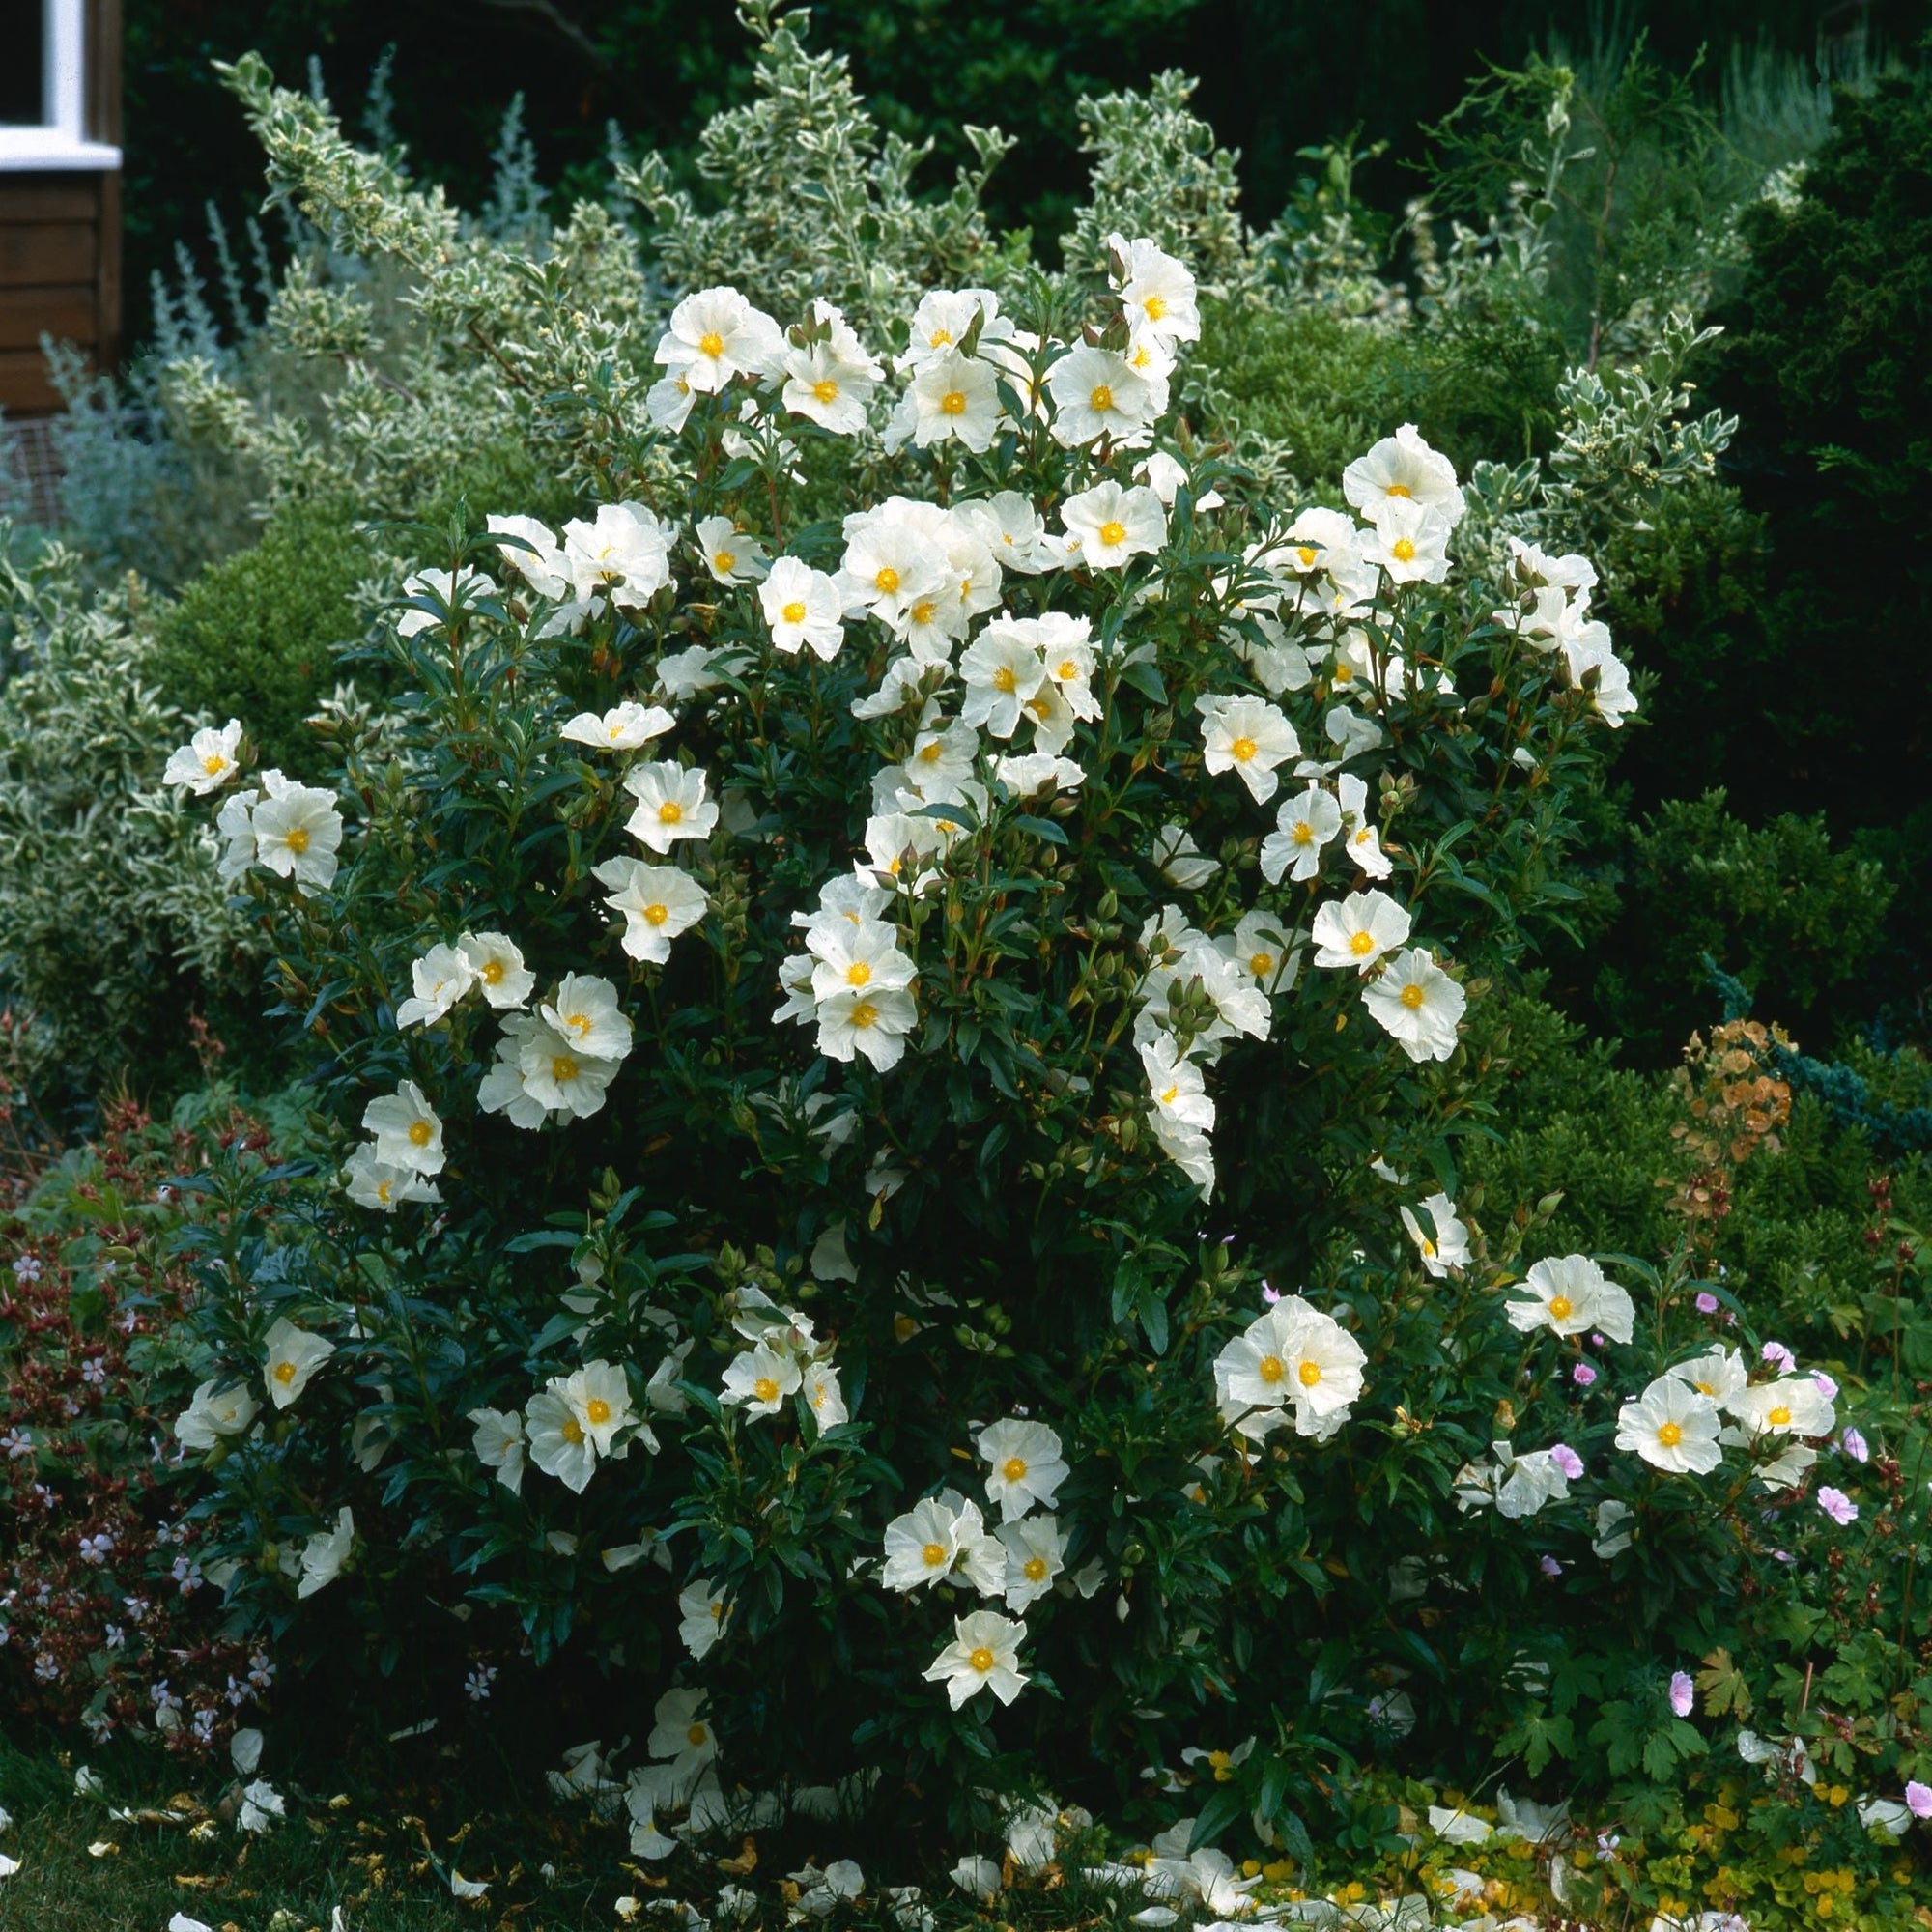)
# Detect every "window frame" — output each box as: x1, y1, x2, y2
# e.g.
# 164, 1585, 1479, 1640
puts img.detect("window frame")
0, 0, 121, 170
